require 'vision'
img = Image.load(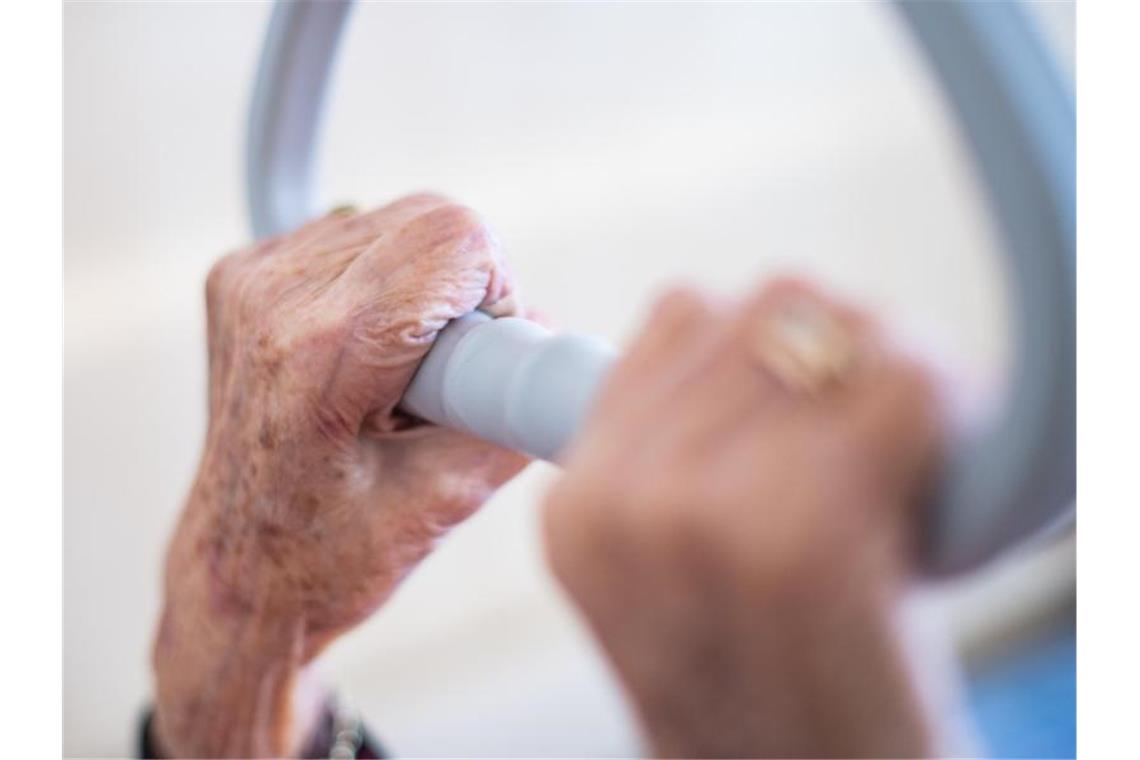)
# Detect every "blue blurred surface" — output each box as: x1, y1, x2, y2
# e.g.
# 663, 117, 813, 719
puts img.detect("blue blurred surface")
967, 622, 1076, 759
